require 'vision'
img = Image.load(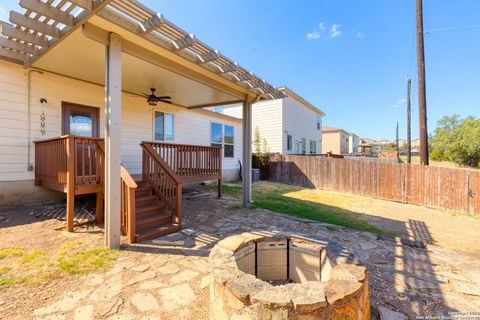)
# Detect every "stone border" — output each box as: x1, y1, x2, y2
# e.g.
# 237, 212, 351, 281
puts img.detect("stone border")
209, 232, 370, 319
